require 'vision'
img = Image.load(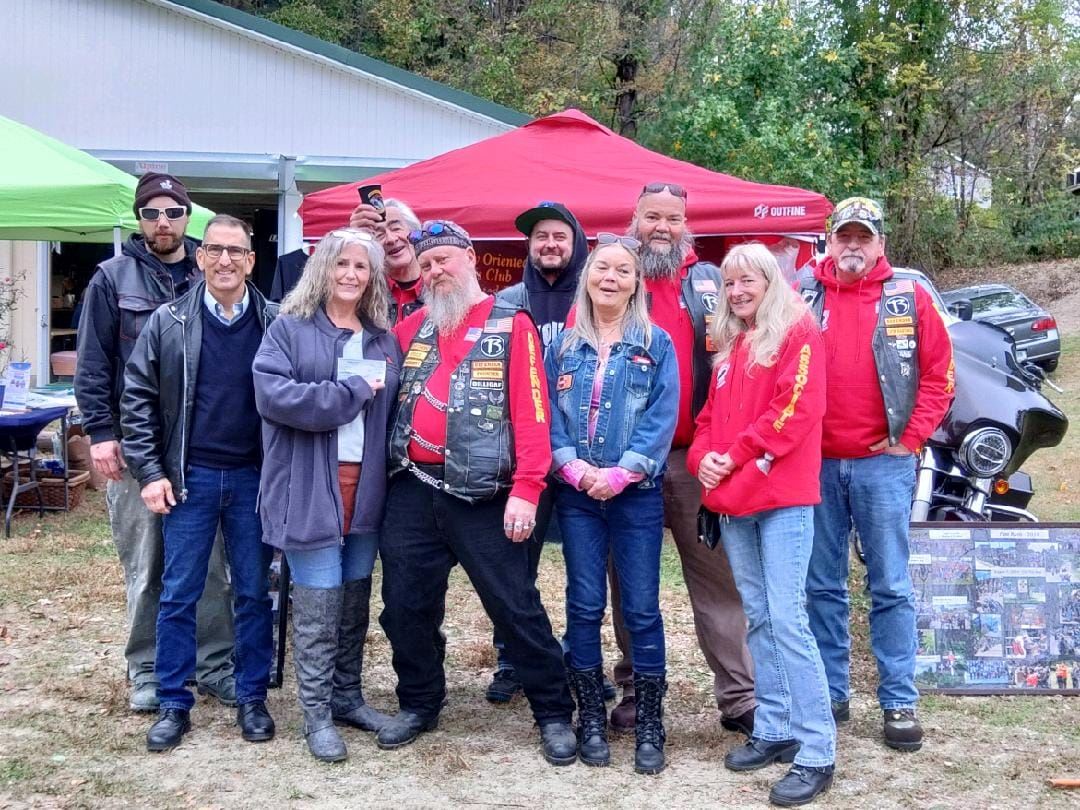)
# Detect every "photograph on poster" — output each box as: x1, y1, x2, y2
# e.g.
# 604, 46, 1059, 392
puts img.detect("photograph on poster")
965, 659, 1009, 685
973, 614, 1004, 657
